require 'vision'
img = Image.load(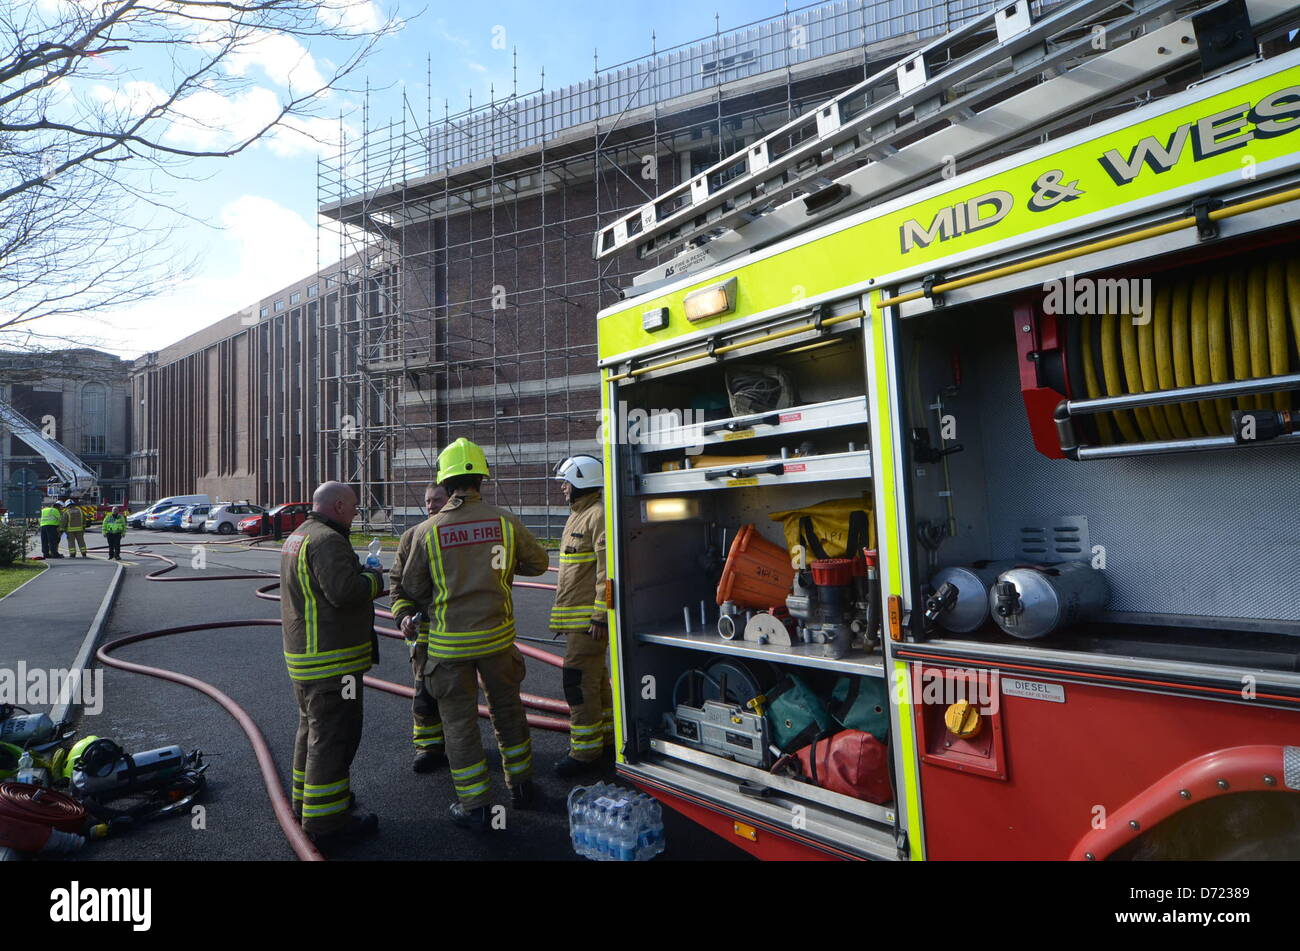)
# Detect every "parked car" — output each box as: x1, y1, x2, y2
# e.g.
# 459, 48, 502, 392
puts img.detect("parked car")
144, 505, 184, 530
179, 504, 213, 532
129, 495, 211, 529
238, 502, 310, 538
204, 502, 266, 535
